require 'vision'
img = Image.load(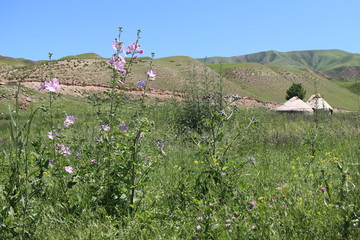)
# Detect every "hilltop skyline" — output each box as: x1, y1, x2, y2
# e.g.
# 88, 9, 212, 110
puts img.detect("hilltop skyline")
1, 0, 360, 61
